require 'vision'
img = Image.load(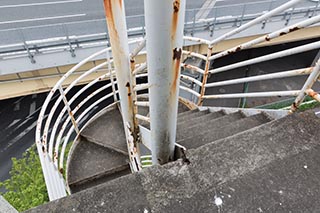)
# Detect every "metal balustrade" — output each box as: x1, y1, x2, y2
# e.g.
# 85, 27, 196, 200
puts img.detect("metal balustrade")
36, 0, 320, 201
